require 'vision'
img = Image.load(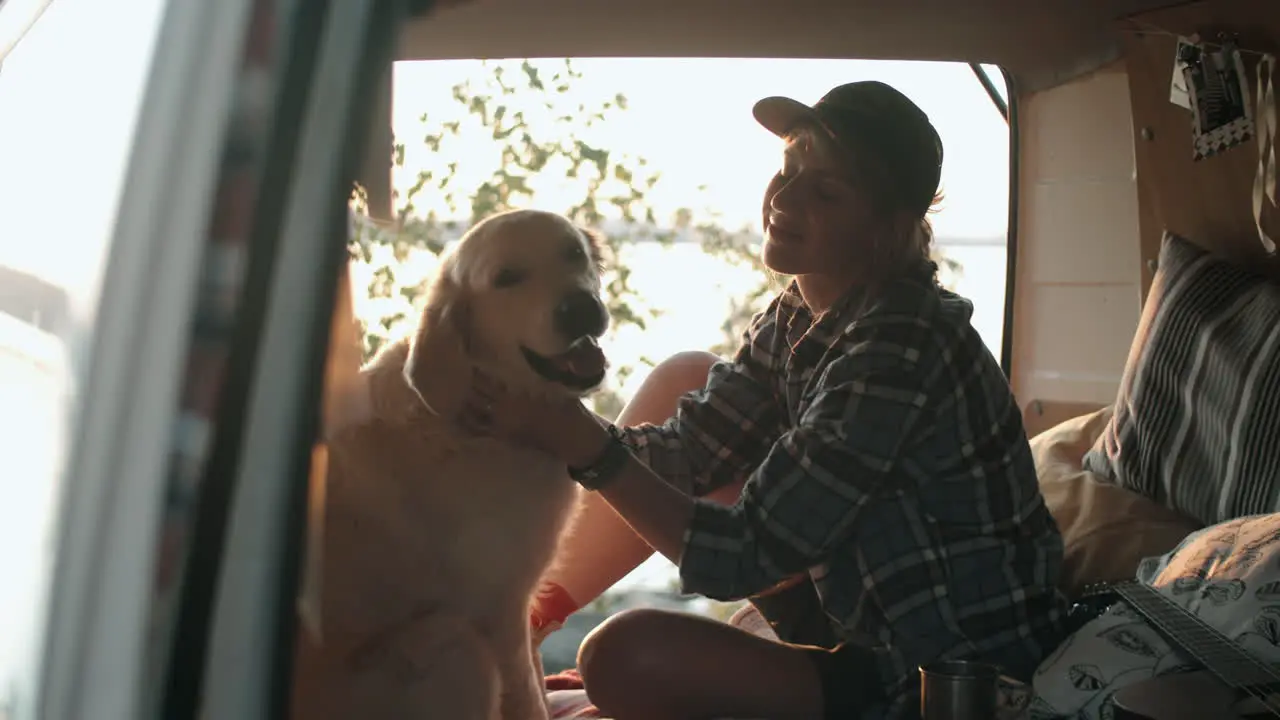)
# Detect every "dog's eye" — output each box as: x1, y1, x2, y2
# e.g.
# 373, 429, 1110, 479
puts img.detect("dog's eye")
493, 268, 526, 288
564, 243, 587, 262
